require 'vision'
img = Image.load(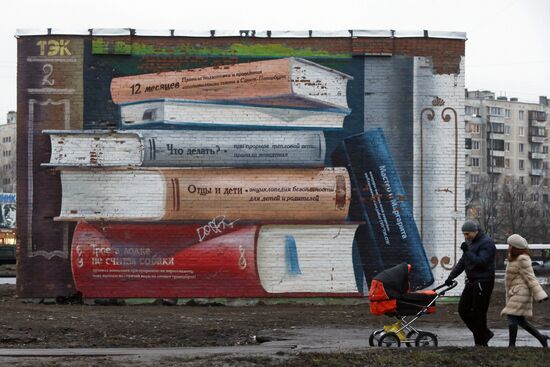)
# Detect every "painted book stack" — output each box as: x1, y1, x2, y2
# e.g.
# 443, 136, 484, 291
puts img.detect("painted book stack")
47, 58, 368, 298
110, 57, 353, 129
